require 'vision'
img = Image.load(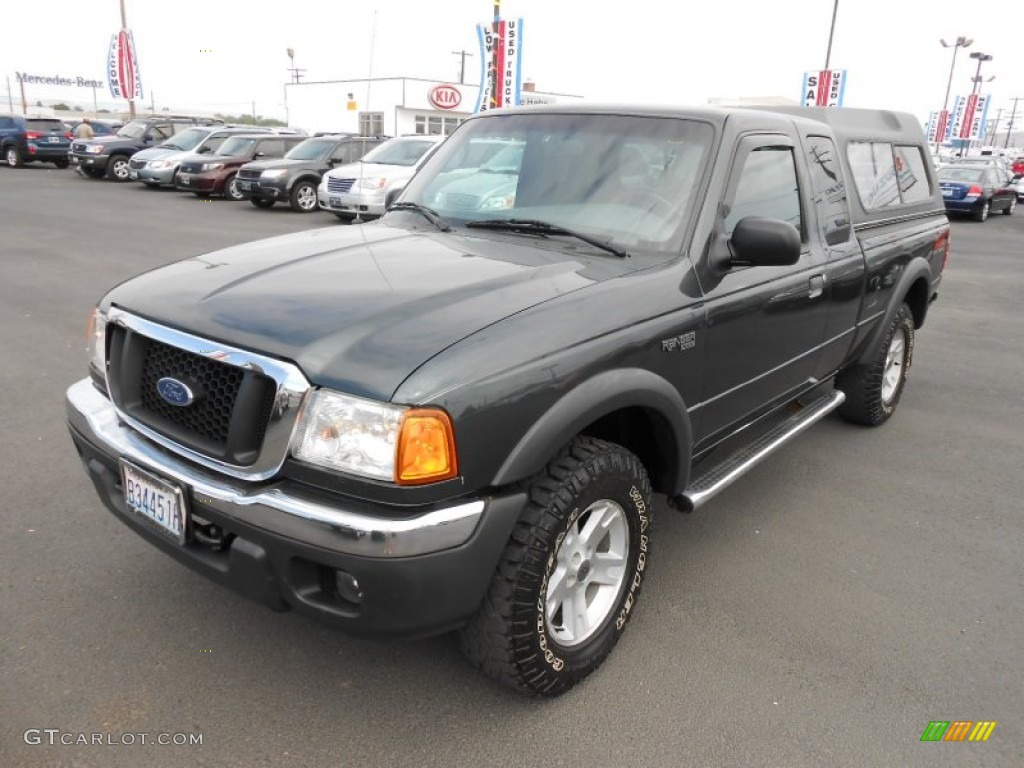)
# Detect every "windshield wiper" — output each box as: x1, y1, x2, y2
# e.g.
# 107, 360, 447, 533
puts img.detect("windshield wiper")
161, 143, 183, 151
387, 202, 452, 232
465, 218, 630, 258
